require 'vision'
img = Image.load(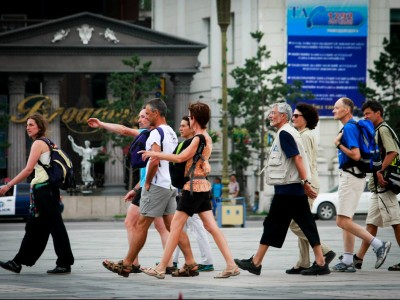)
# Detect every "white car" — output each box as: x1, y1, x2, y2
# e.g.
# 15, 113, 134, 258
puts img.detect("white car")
311, 182, 400, 220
